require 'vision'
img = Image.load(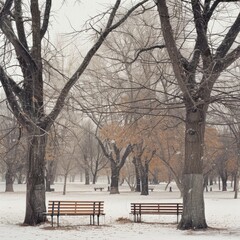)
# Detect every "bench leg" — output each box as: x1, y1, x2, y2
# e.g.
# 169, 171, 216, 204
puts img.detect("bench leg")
133, 214, 141, 223
90, 215, 95, 225
51, 215, 53, 227
57, 215, 60, 227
